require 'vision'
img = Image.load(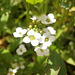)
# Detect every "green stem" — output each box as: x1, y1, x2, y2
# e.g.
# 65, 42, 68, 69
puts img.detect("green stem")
40, 2, 44, 14
44, 0, 49, 14
26, 3, 30, 26
54, 8, 66, 29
